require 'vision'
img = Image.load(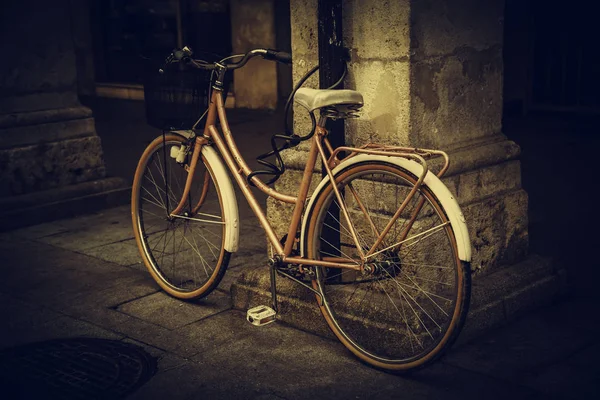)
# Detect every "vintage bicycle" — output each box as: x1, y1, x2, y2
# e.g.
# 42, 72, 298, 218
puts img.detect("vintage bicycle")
131, 47, 472, 372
